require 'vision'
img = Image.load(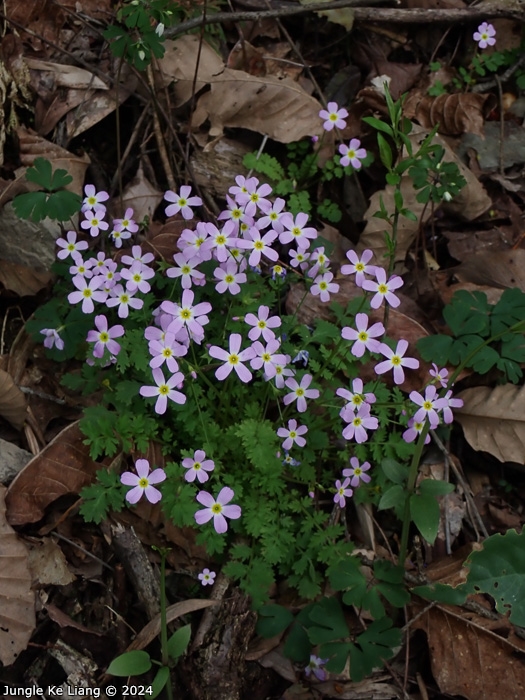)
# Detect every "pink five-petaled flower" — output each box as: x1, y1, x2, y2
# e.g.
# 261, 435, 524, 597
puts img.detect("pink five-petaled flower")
68, 275, 106, 314
80, 208, 108, 237
341, 312, 385, 358
442, 390, 464, 424
149, 332, 187, 373
106, 285, 144, 319
162, 290, 212, 343
167, 251, 205, 289
343, 457, 372, 487
429, 363, 449, 388
319, 101, 348, 131
336, 377, 377, 415
165, 185, 202, 220
41, 328, 64, 351
474, 22, 496, 49
120, 459, 166, 504
234, 180, 273, 217
340, 249, 376, 287
375, 339, 419, 385
342, 404, 378, 443
209, 333, 255, 383
409, 384, 447, 429
403, 417, 431, 445
277, 419, 308, 450
283, 374, 320, 413
139, 368, 186, 414
245, 305, 281, 342
182, 449, 215, 484
279, 212, 317, 250
121, 245, 155, 266
113, 208, 138, 234
250, 338, 287, 378
120, 261, 155, 294
194, 487, 241, 534
56, 231, 89, 260
86, 315, 124, 358
214, 261, 247, 296
198, 568, 216, 586
334, 478, 353, 507
310, 272, 339, 302
362, 267, 403, 308
339, 139, 367, 169
237, 227, 278, 267
81, 184, 109, 213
